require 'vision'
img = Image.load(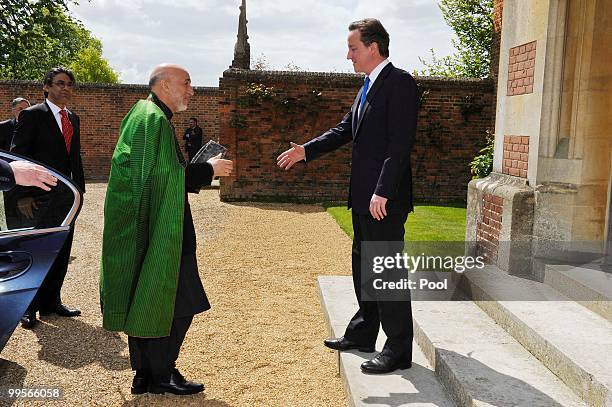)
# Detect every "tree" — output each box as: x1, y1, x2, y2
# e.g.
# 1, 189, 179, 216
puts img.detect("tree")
69, 41, 120, 83
419, 0, 493, 78
0, 0, 119, 82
